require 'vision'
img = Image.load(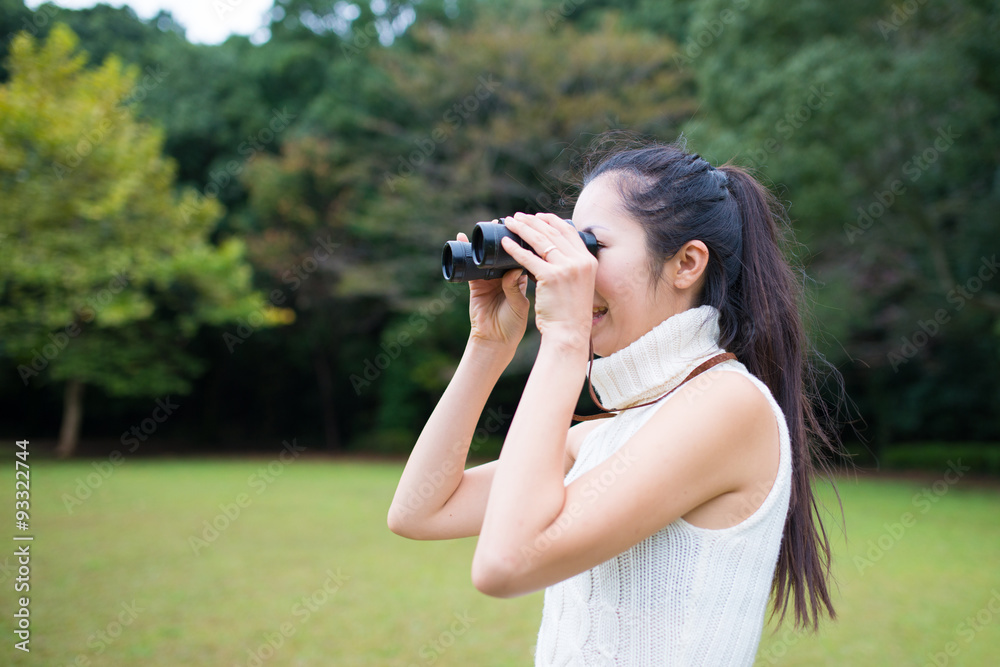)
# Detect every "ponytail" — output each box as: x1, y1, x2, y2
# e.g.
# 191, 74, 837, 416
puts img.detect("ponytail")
720, 165, 840, 630
585, 141, 844, 630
